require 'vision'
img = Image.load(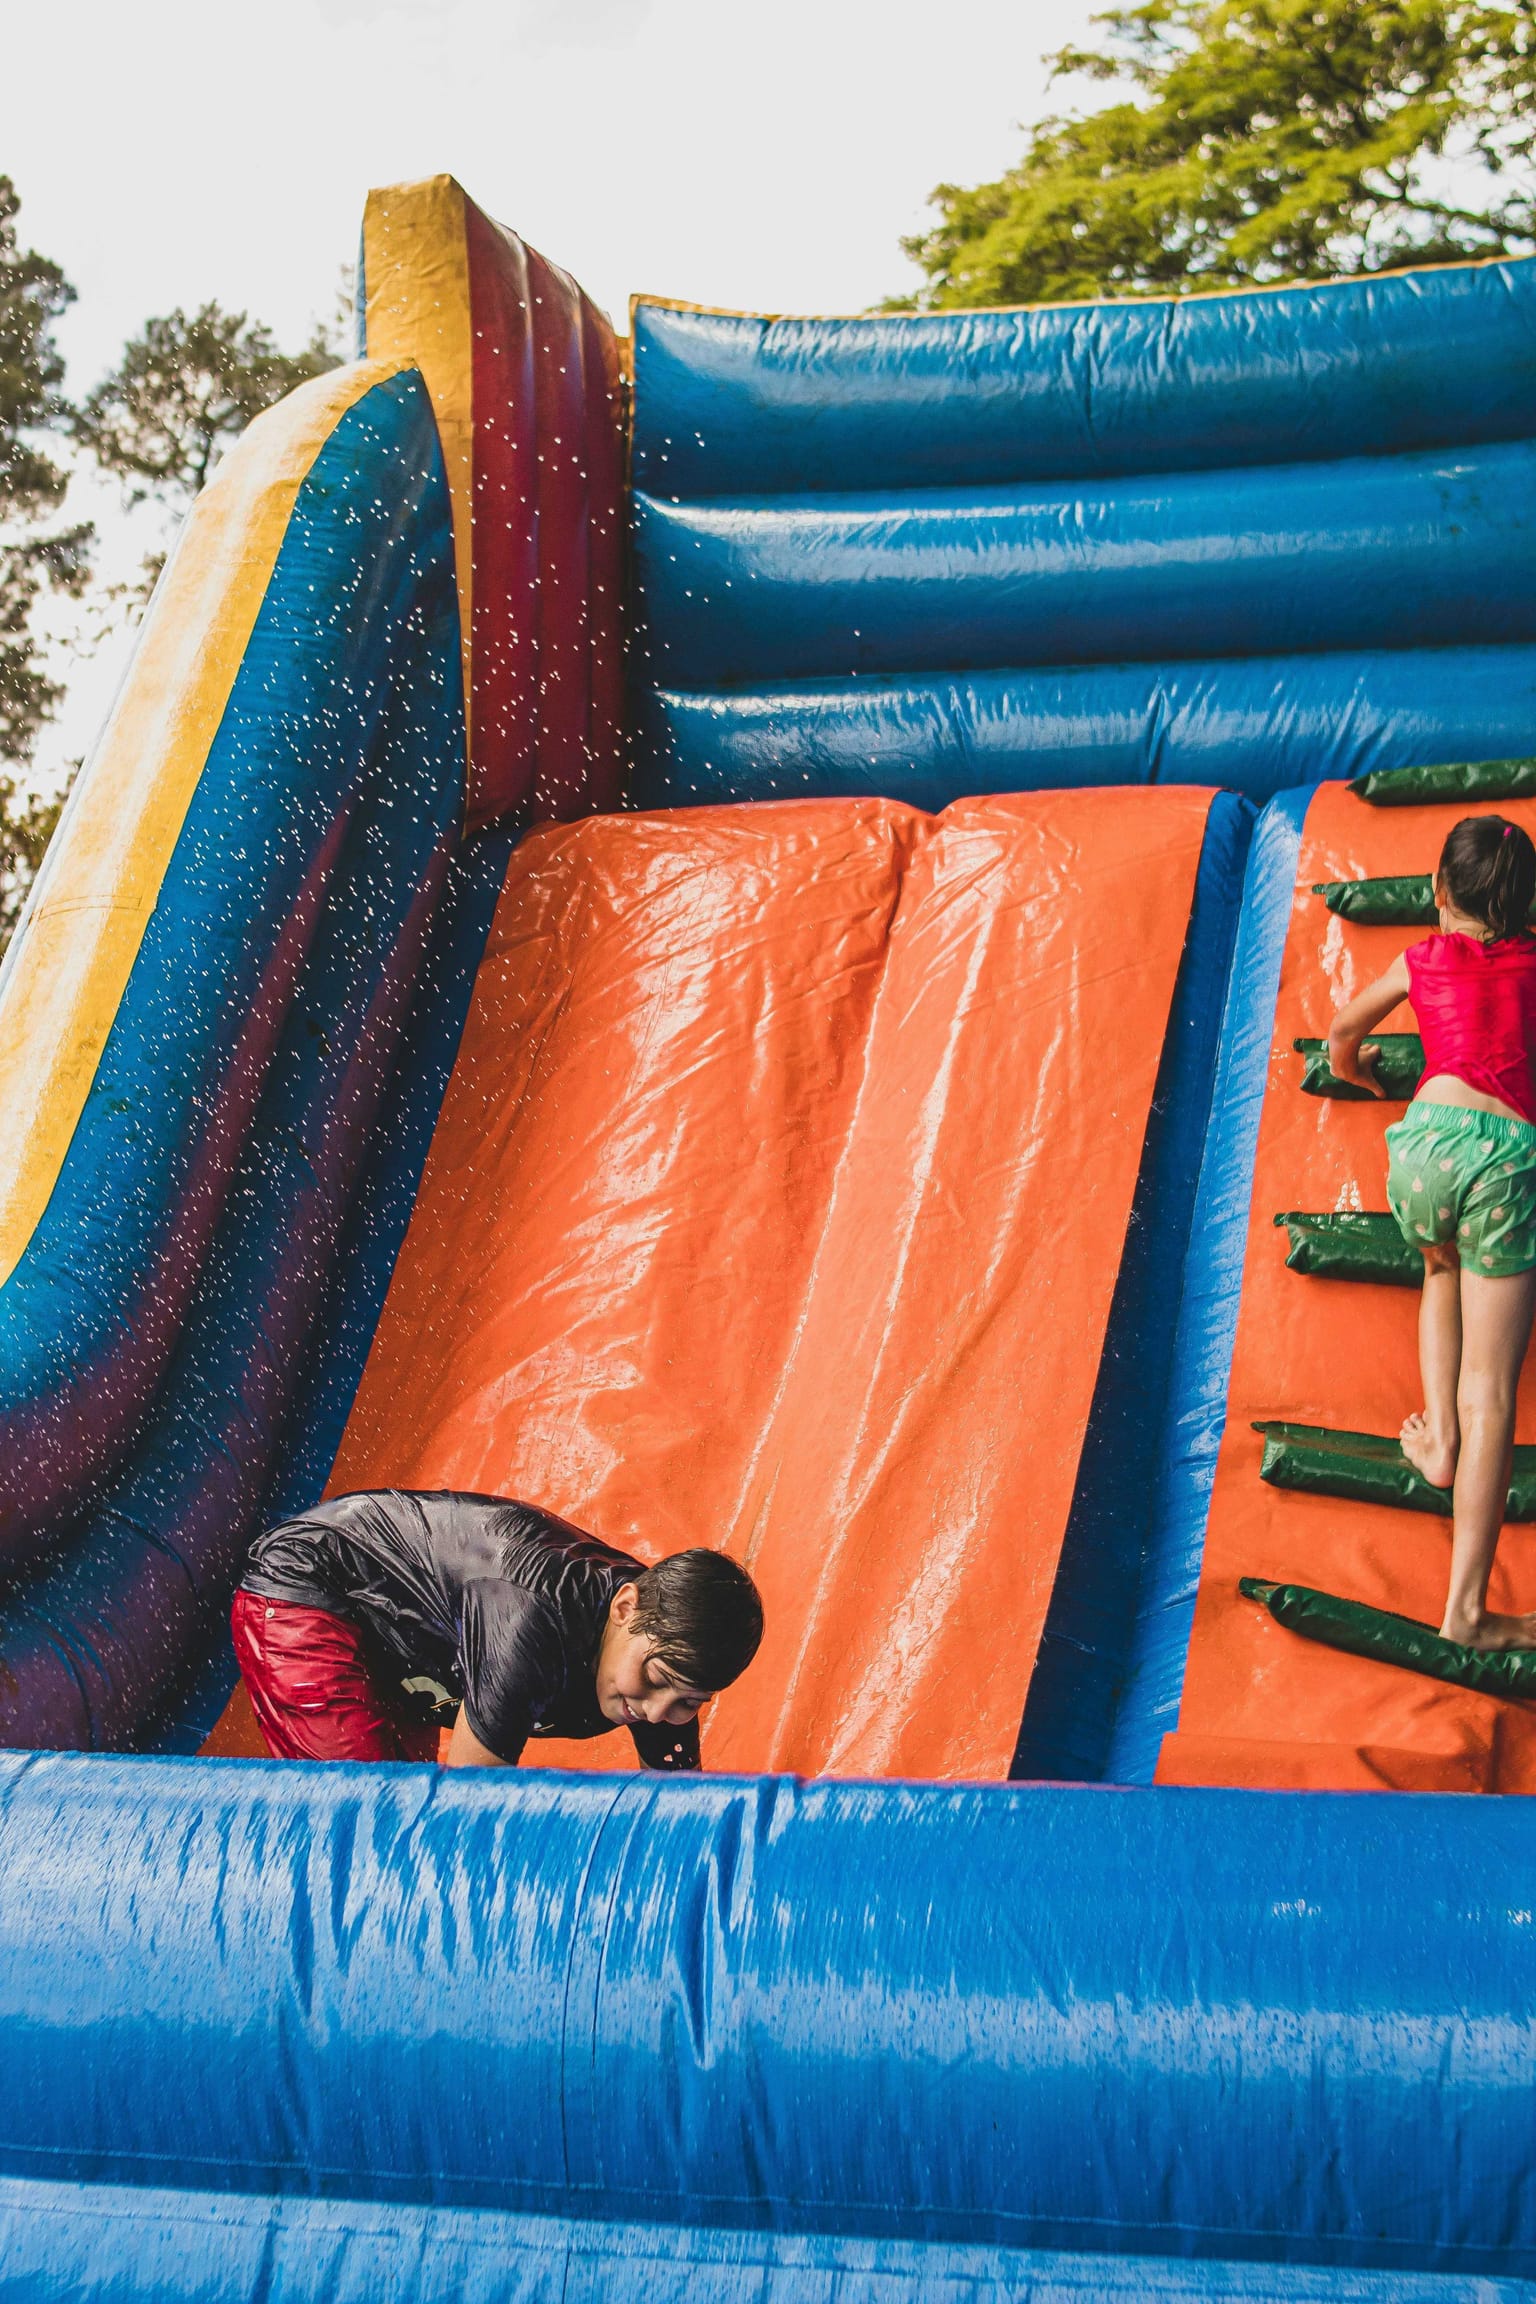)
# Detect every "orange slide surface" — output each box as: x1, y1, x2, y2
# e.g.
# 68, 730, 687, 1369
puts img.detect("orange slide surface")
1161, 781, 1536, 1795
230, 790, 1210, 1778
